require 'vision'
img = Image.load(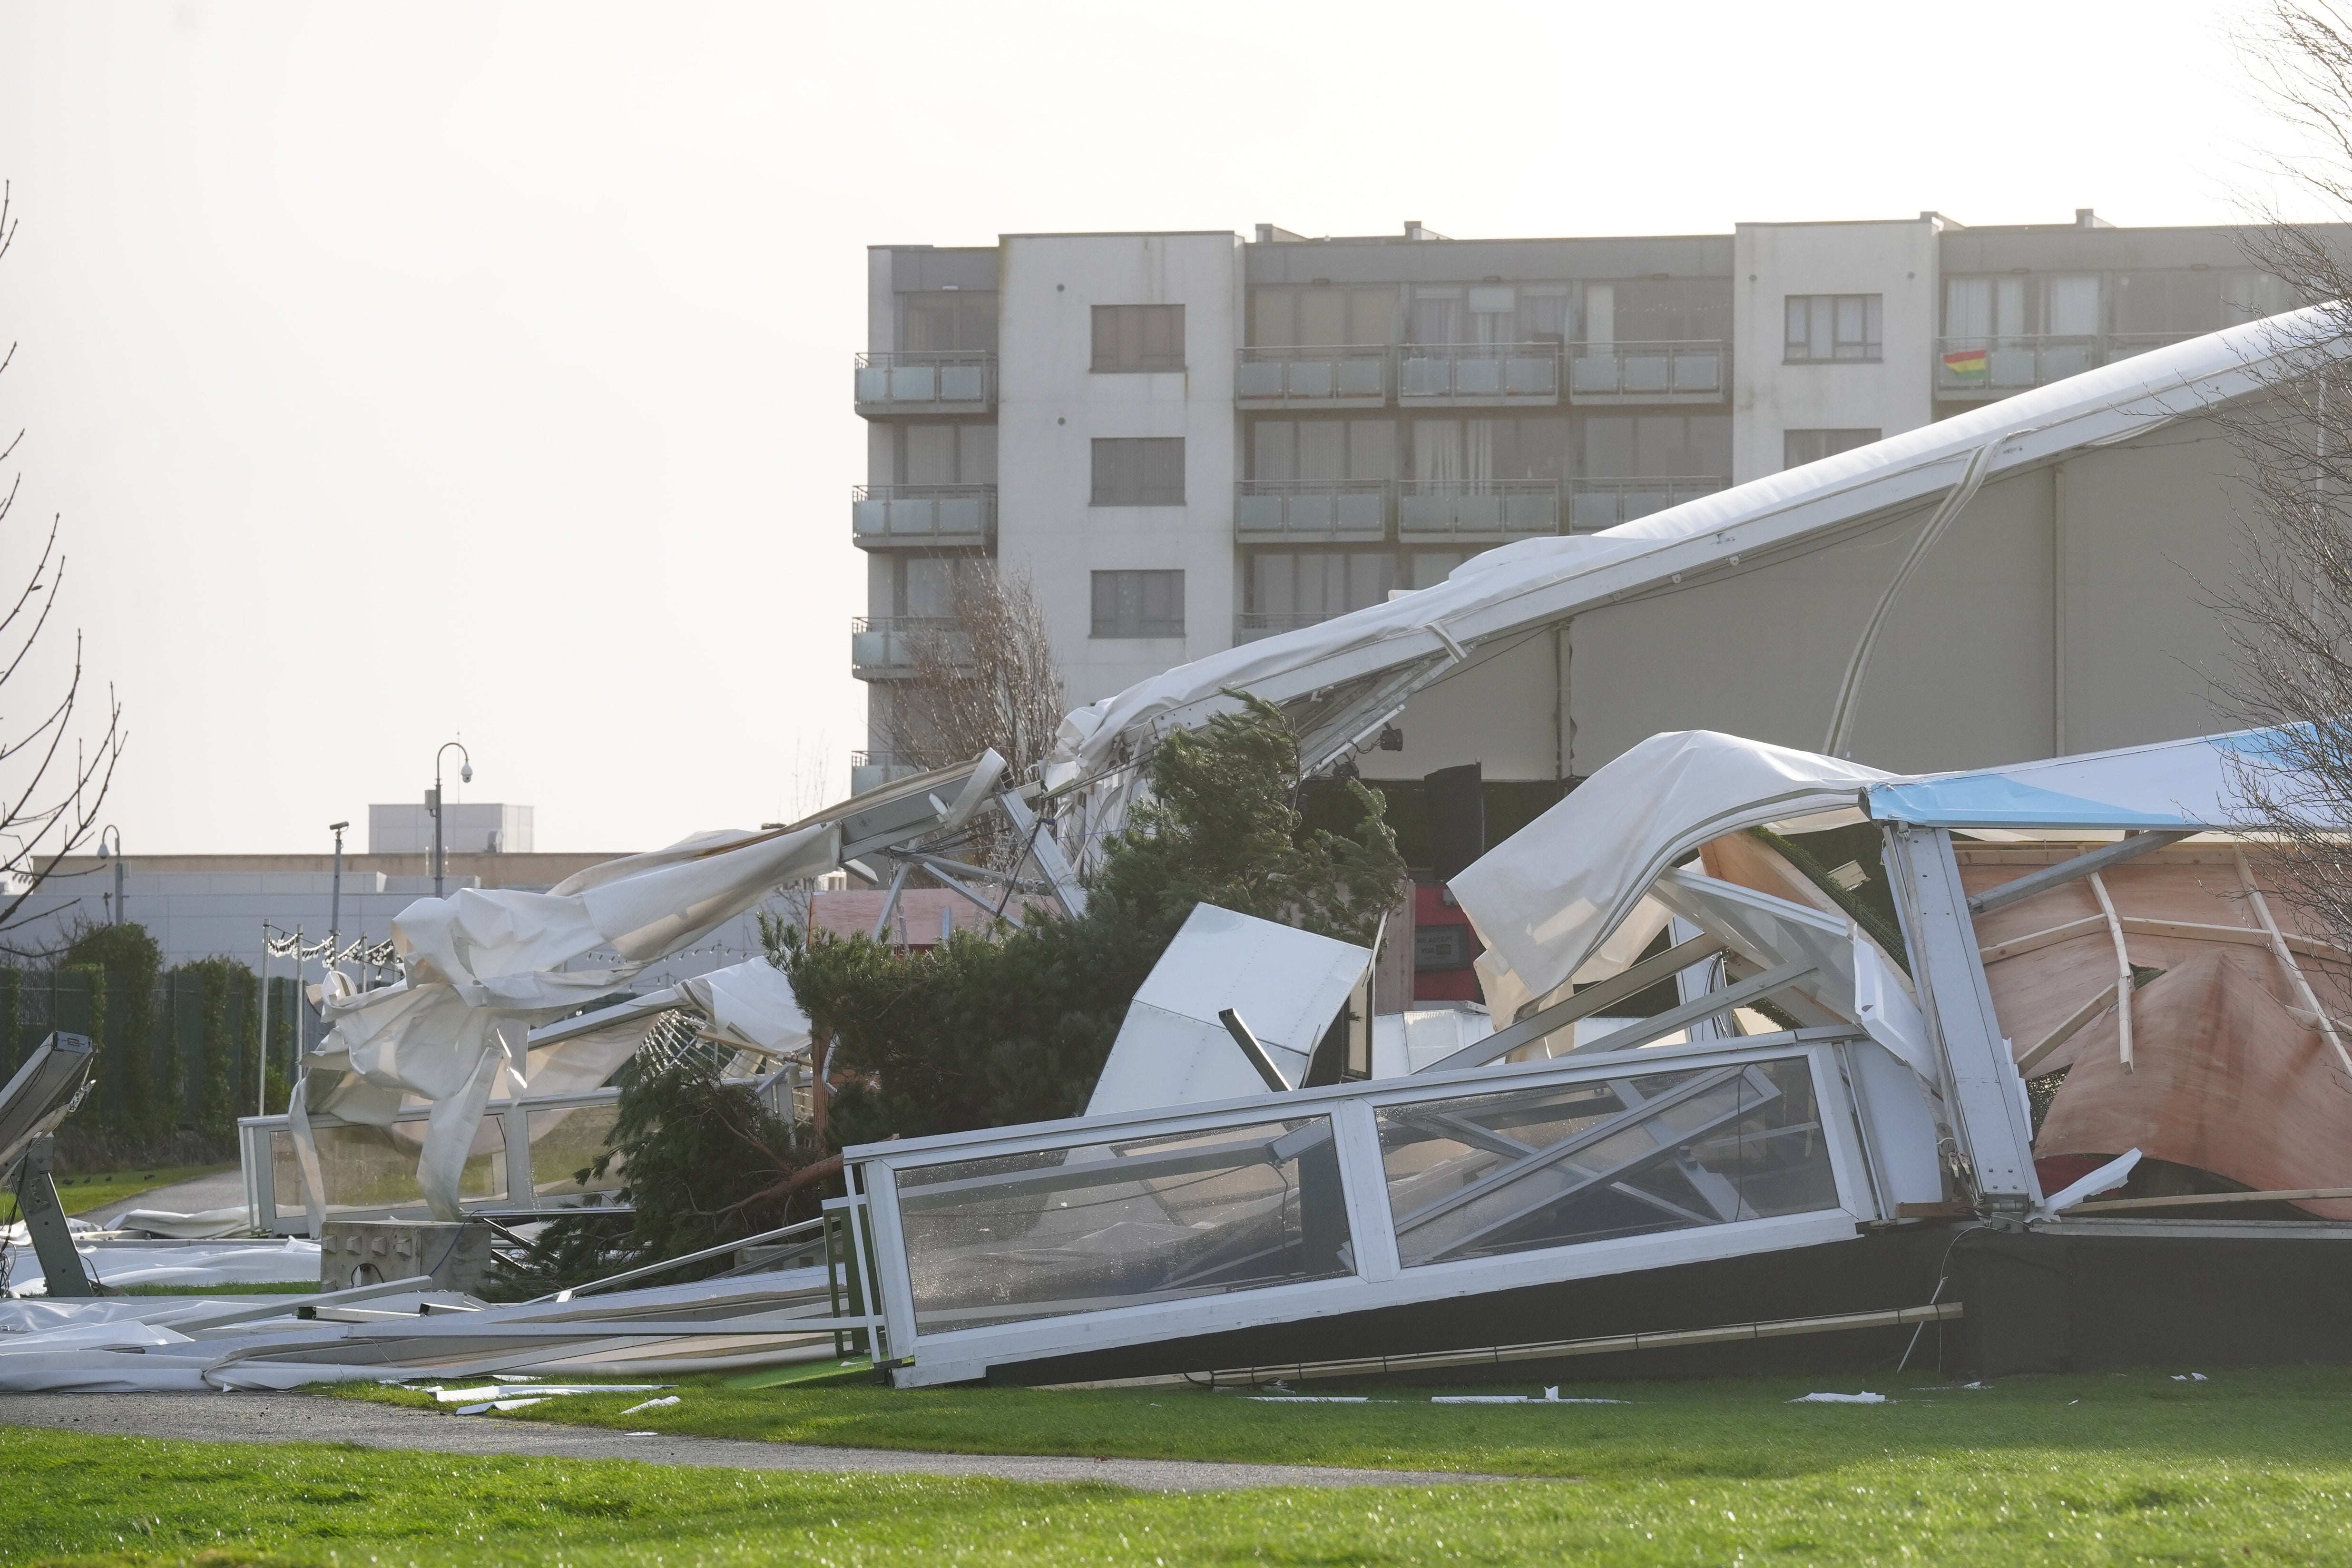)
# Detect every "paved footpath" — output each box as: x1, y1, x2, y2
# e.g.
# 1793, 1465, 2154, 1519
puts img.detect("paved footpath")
0, 1392, 1516, 1494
